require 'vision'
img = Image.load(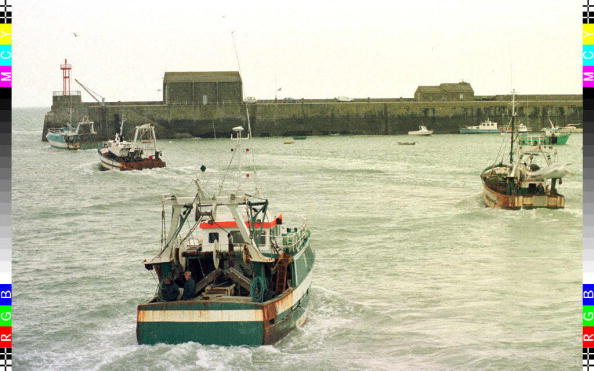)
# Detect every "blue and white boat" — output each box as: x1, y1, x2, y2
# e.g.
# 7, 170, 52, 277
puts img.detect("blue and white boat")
459, 118, 499, 134
46, 118, 97, 150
